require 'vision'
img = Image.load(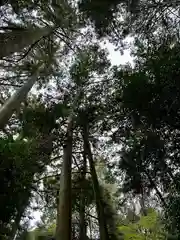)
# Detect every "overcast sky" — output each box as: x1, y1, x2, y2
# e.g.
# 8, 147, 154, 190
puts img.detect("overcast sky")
107, 42, 133, 66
